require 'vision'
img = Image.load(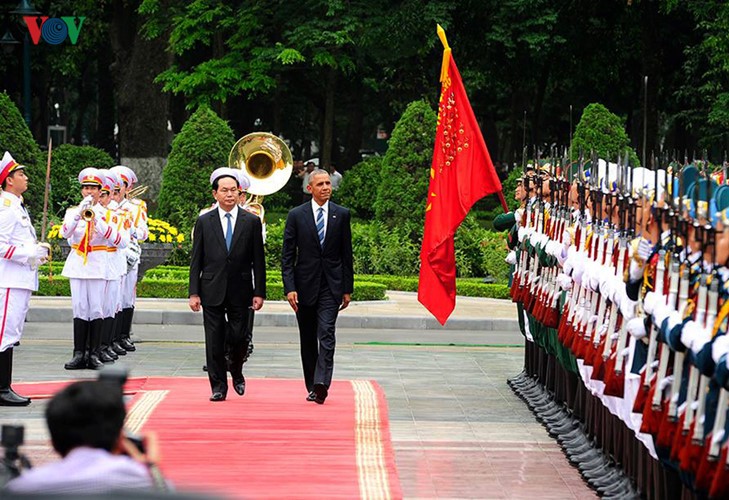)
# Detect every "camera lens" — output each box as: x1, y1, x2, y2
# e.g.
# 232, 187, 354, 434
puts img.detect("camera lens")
1, 425, 24, 448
